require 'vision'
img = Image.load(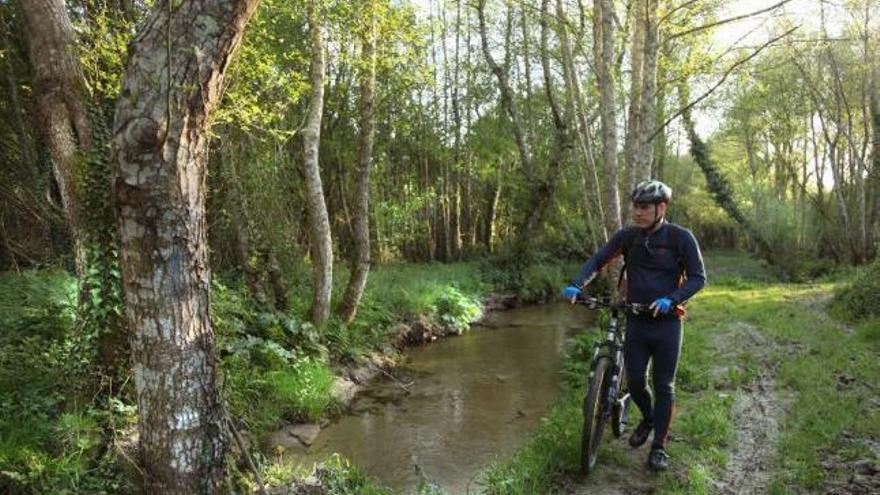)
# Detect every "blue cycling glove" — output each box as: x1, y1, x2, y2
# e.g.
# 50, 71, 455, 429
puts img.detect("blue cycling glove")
562, 285, 582, 299
650, 297, 673, 316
